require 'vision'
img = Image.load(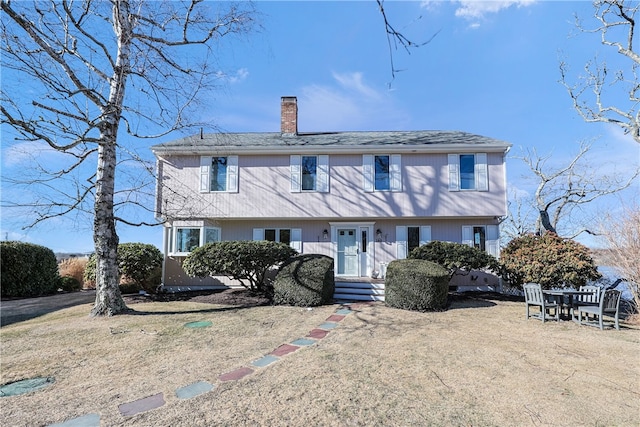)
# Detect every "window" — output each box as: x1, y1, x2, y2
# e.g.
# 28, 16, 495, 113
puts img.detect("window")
302, 156, 317, 191
363, 154, 401, 192
395, 225, 431, 259
254, 228, 301, 252
448, 153, 488, 192
472, 226, 486, 251
264, 228, 291, 245
459, 154, 475, 190
200, 156, 238, 192
210, 157, 227, 191
176, 228, 200, 253
408, 226, 420, 254
290, 155, 329, 192
462, 225, 499, 256
173, 227, 221, 253
375, 155, 390, 190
